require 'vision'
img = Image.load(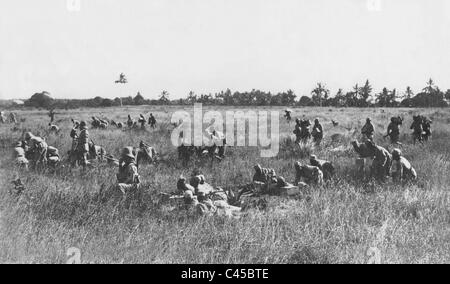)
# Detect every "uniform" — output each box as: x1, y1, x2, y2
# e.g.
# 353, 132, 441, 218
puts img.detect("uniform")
77, 122, 89, 166
361, 119, 374, 141
295, 162, 323, 185
25, 133, 48, 168
14, 142, 29, 169
9, 113, 17, 123
310, 155, 334, 180
46, 146, 60, 168
312, 120, 323, 144
116, 147, 140, 194
410, 116, 423, 143
387, 120, 400, 144
369, 143, 392, 180
391, 149, 417, 183
253, 164, 277, 184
